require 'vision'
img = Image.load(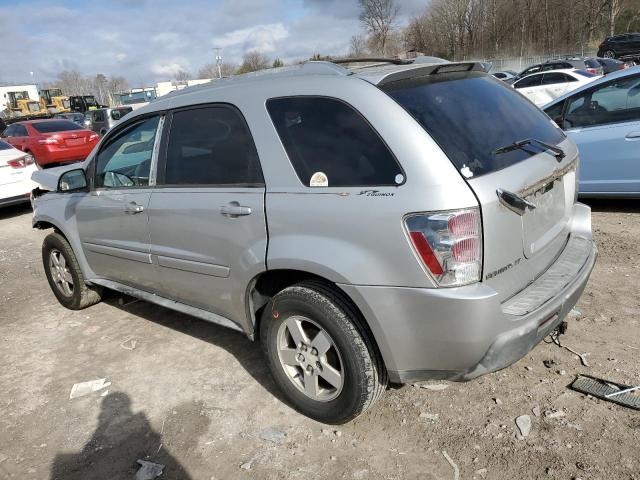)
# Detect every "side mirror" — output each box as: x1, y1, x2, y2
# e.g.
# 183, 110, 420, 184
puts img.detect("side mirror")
58, 169, 88, 192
